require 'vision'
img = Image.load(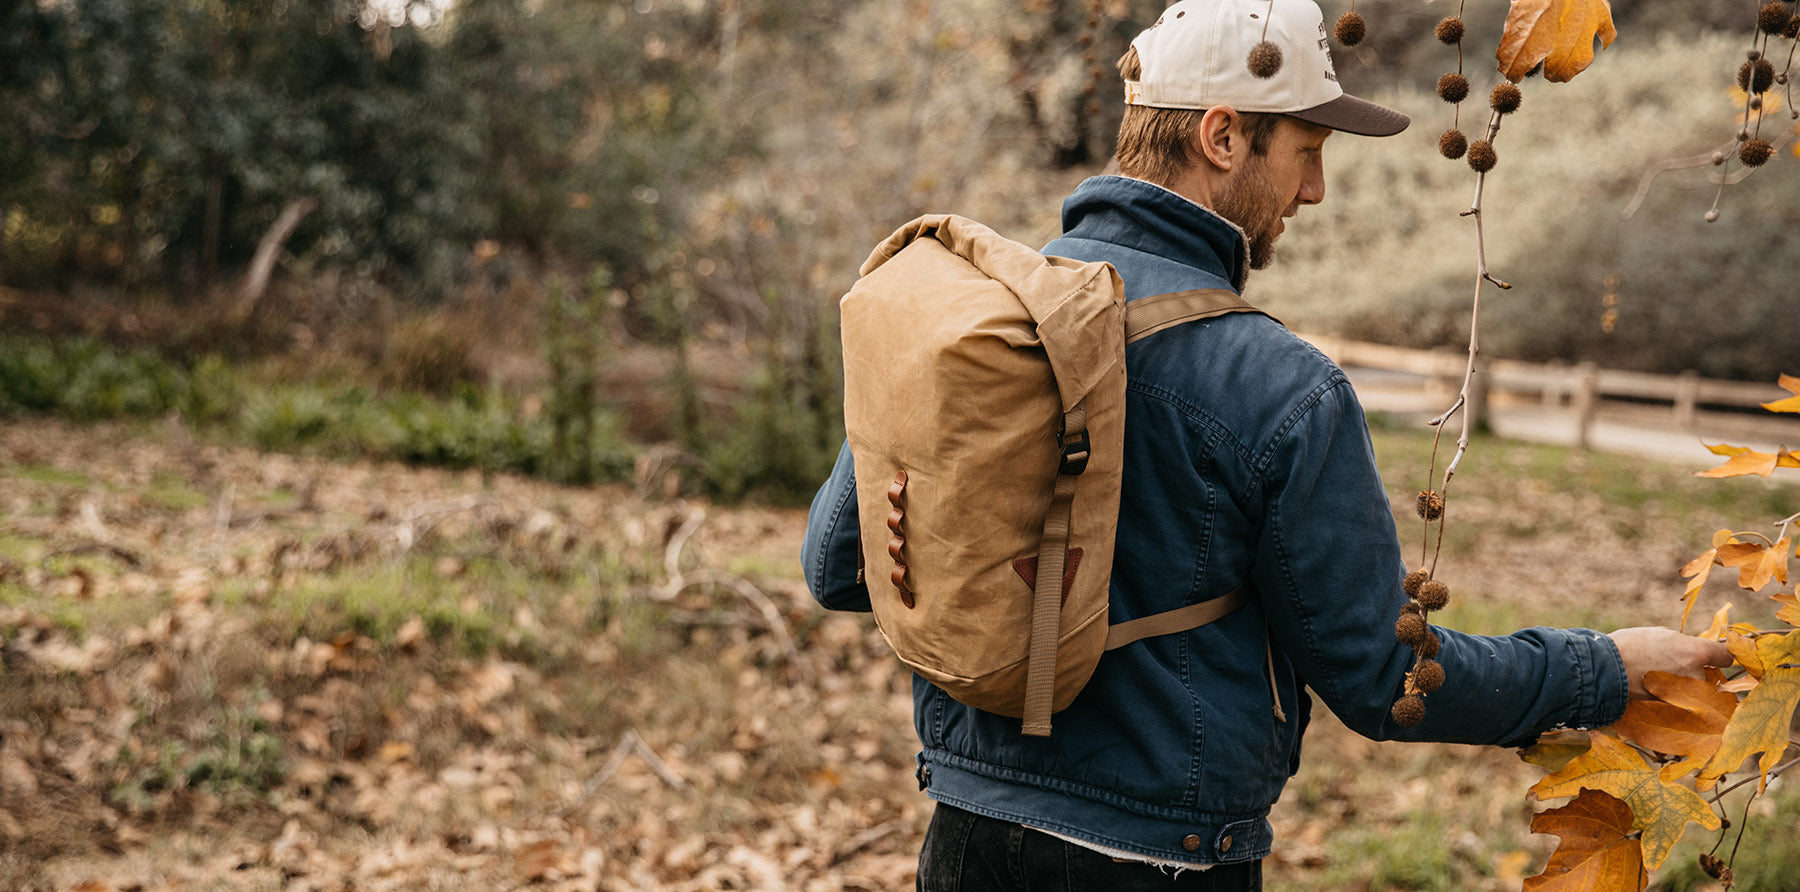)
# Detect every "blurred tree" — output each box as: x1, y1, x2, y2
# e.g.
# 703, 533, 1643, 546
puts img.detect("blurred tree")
0, 0, 486, 294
